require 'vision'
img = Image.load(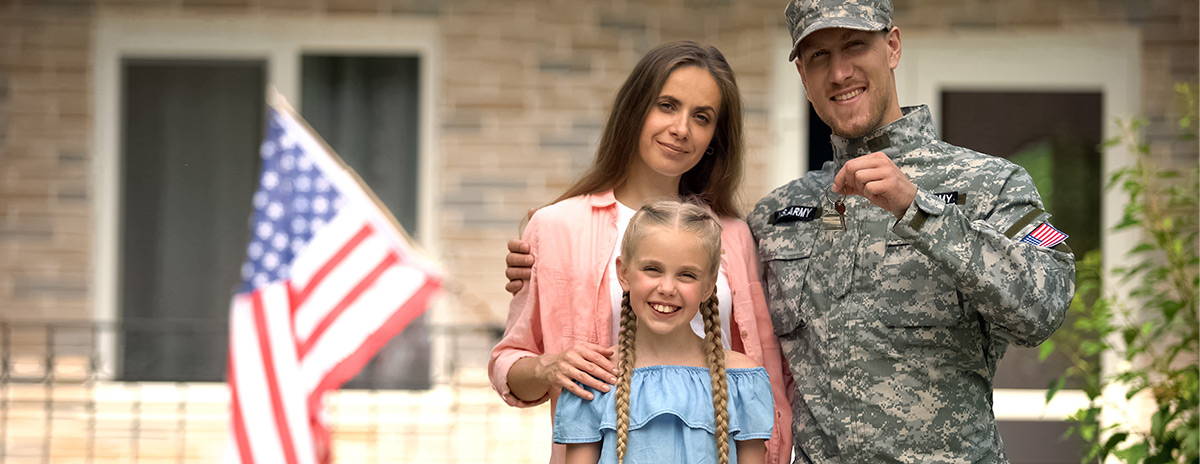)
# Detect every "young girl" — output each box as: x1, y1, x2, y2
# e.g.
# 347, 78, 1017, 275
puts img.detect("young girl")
552, 200, 773, 464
